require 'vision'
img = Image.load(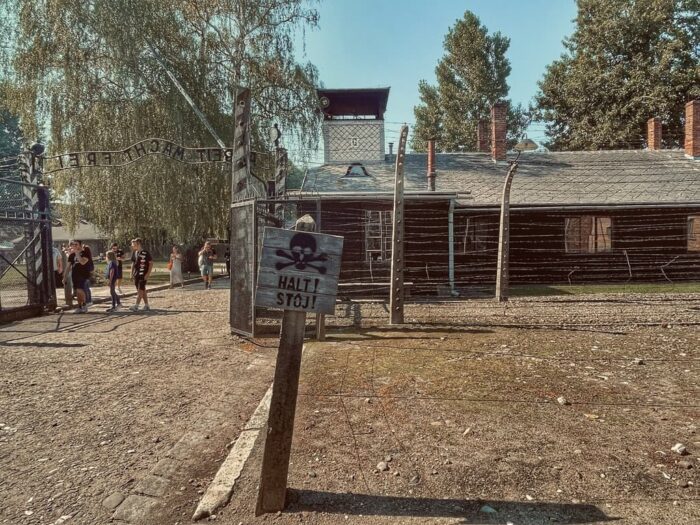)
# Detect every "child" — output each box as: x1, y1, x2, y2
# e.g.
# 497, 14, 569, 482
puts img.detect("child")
106, 251, 121, 312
